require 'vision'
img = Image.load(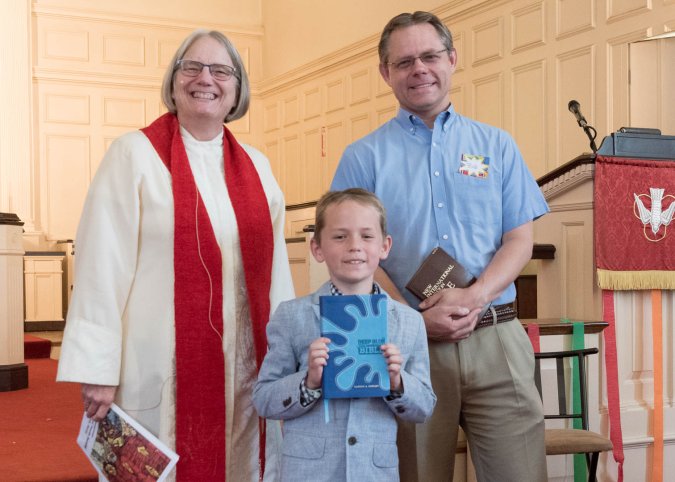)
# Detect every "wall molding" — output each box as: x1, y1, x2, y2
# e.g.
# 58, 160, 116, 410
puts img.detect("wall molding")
34, 68, 162, 89
259, 36, 378, 96
258, 0, 513, 96
623, 434, 675, 449
32, 3, 263, 38
548, 201, 594, 212
606, 0, 653, 25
